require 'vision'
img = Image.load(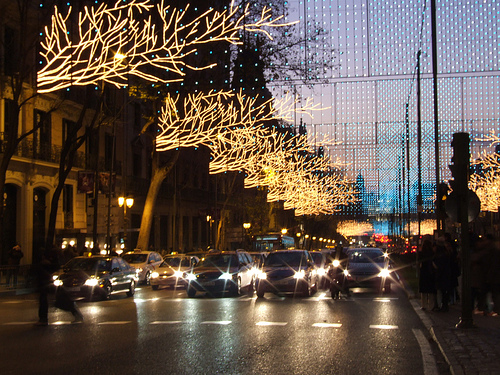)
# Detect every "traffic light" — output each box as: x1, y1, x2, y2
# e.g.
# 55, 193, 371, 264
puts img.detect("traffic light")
449, 132, 470, 195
